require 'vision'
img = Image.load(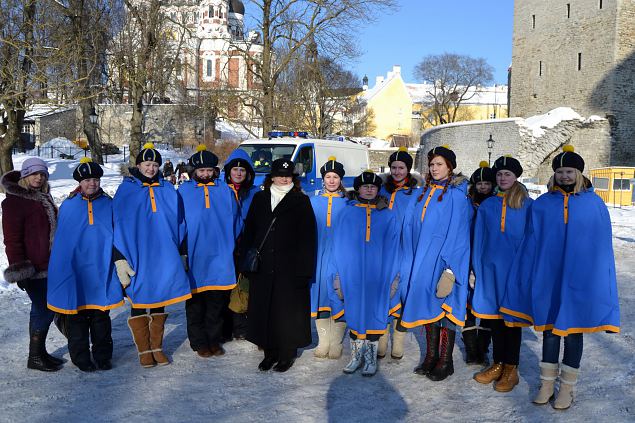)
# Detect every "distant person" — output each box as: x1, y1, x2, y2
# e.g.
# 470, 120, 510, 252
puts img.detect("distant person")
253, 151, 271, 169
47, 158, 123, 372
1, 157, 64, 372
162, 159, 176, 184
